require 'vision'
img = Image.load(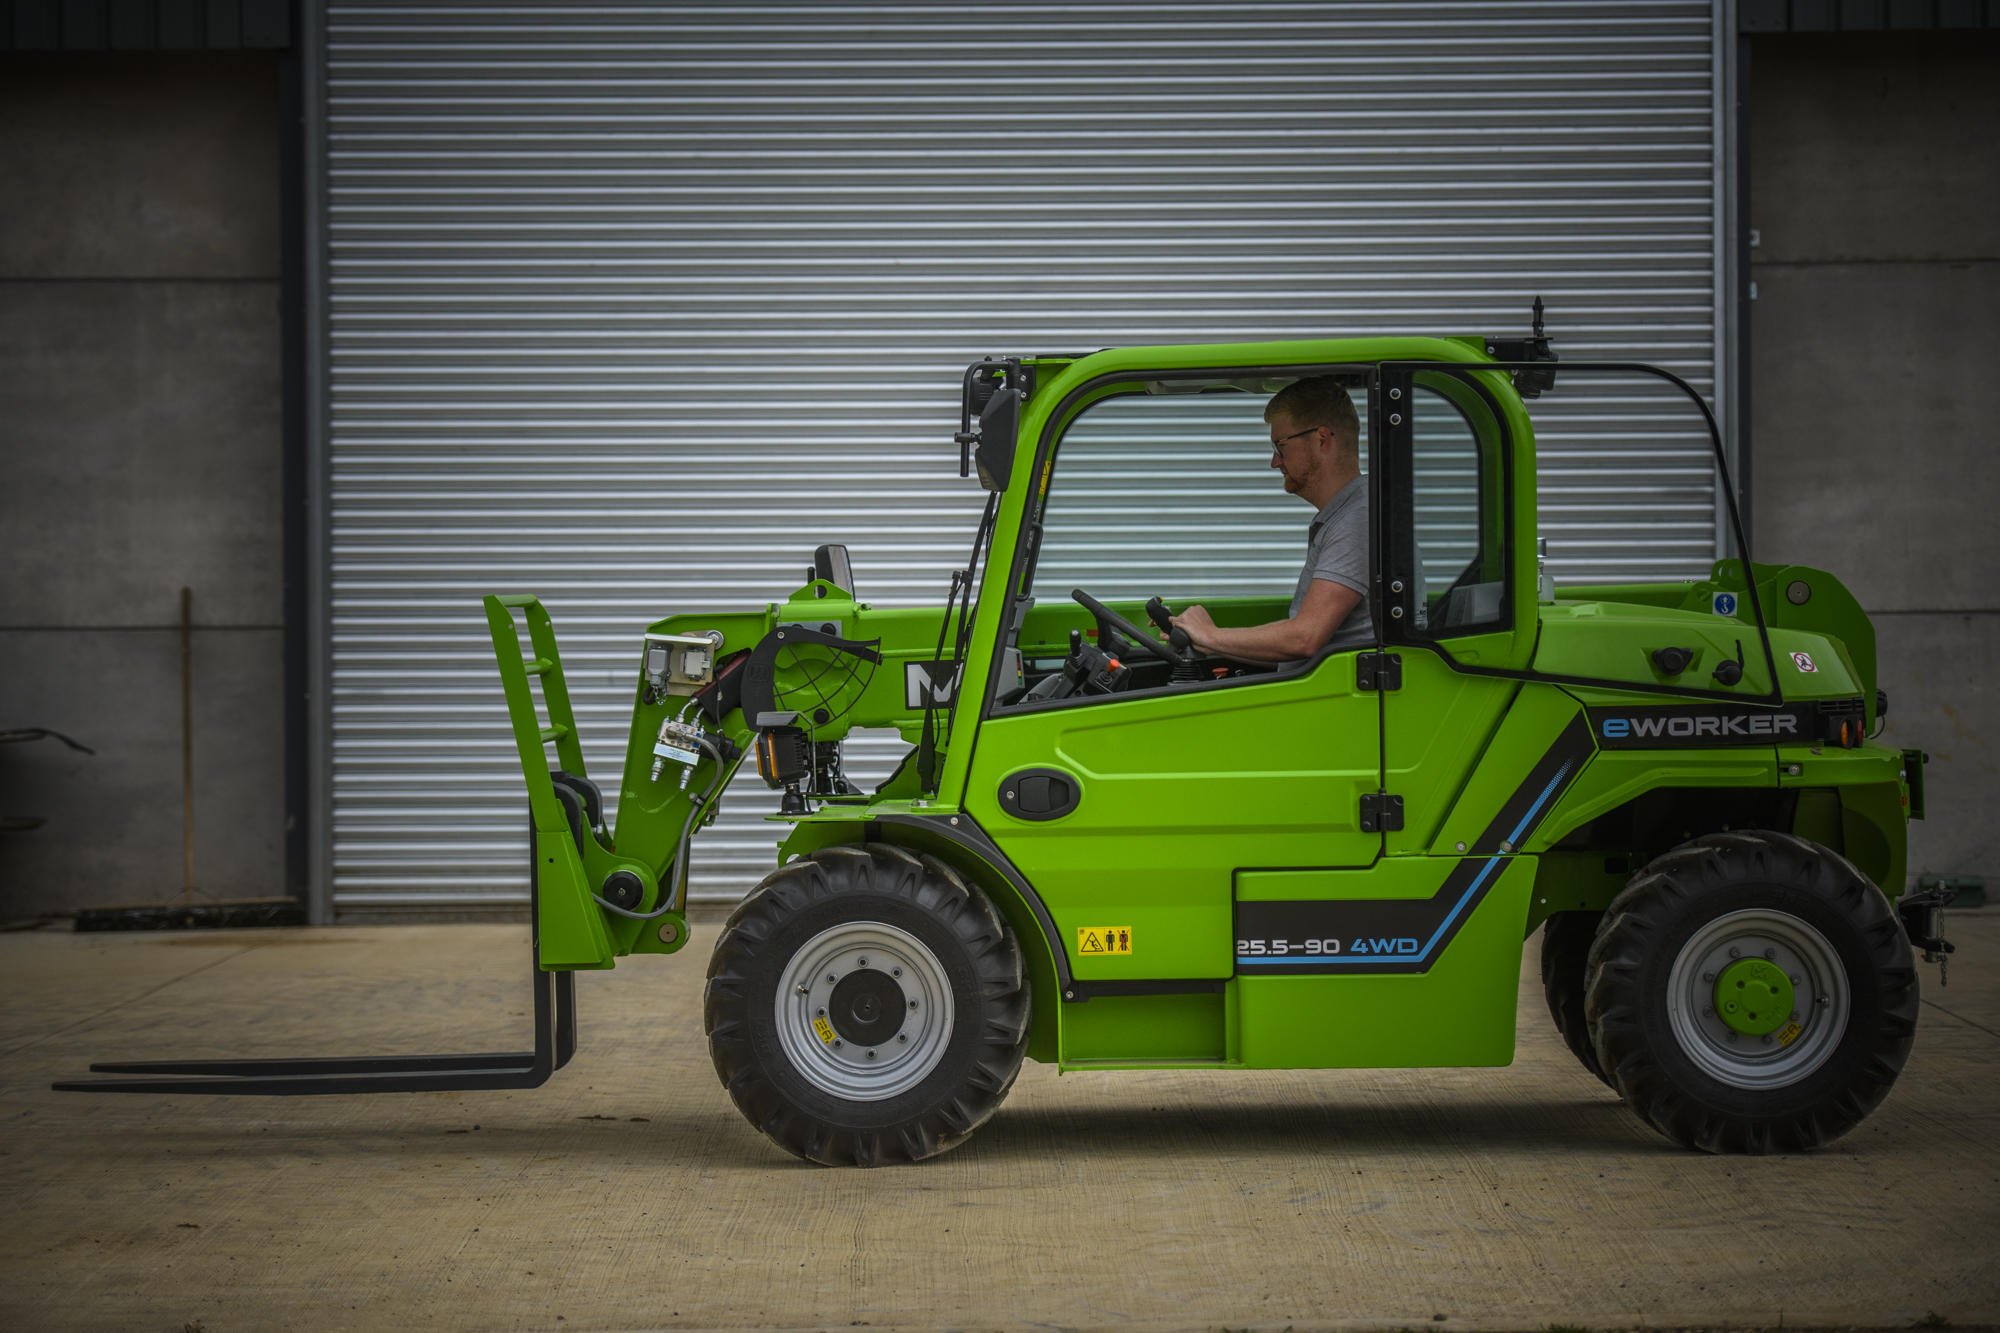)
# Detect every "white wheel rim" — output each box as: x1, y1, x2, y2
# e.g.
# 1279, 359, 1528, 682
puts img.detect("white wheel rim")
774, 921, 954, 1102
1666, 907, 1851, 1090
